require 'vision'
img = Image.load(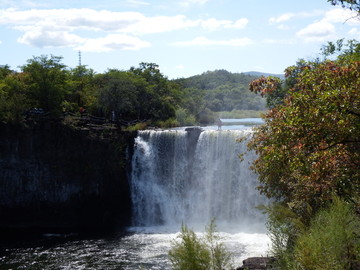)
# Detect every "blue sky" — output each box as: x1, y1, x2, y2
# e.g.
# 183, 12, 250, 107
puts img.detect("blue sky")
1, 0, 359, 79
